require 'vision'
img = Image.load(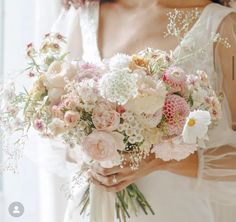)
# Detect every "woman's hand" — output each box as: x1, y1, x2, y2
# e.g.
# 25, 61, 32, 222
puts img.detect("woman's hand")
62, 0, 85, 10
88, 153, 166, 192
